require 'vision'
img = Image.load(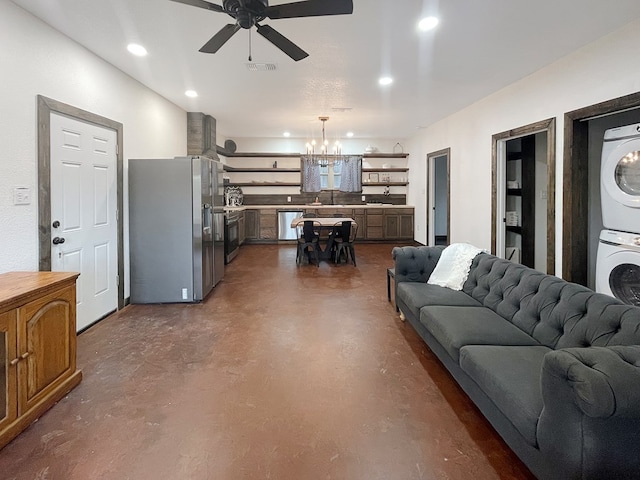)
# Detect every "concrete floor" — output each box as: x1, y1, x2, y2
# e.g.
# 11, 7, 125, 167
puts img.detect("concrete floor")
0, 244, 535, 480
